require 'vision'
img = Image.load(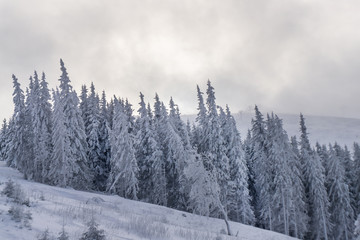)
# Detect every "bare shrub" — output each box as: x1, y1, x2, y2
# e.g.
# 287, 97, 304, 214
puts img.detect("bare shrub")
8, 205, 32, 229
2, 179, 30, 206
